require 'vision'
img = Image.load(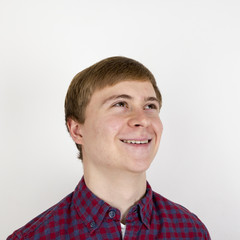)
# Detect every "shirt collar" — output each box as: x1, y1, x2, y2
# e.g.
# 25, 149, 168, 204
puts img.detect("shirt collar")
73, 176, 153, 232
137, 181, 153, 229
124, 181, 152, 229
